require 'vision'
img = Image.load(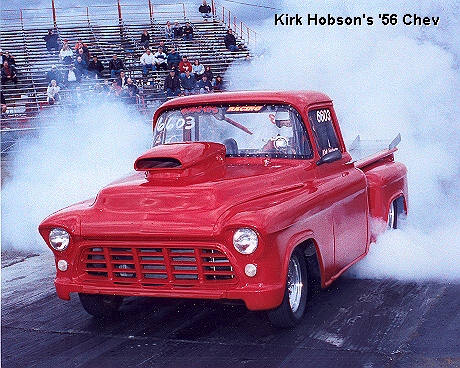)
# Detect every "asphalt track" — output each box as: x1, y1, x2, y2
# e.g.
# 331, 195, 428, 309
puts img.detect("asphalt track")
2, 253, 459, 368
